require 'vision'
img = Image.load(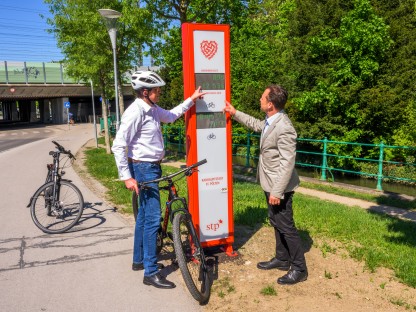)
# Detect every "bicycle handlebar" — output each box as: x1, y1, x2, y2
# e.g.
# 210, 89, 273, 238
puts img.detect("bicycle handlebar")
138, 159, 207, 187
52, 140, 76, 159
